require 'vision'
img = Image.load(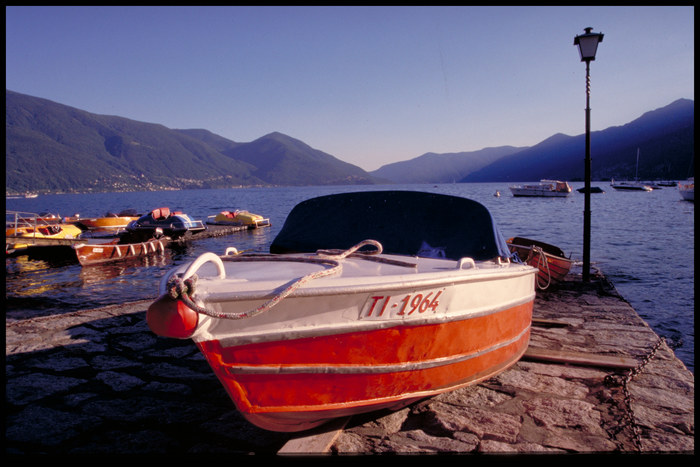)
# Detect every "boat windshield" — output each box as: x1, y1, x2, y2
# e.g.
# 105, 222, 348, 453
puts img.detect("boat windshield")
270, 191, 512, 261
